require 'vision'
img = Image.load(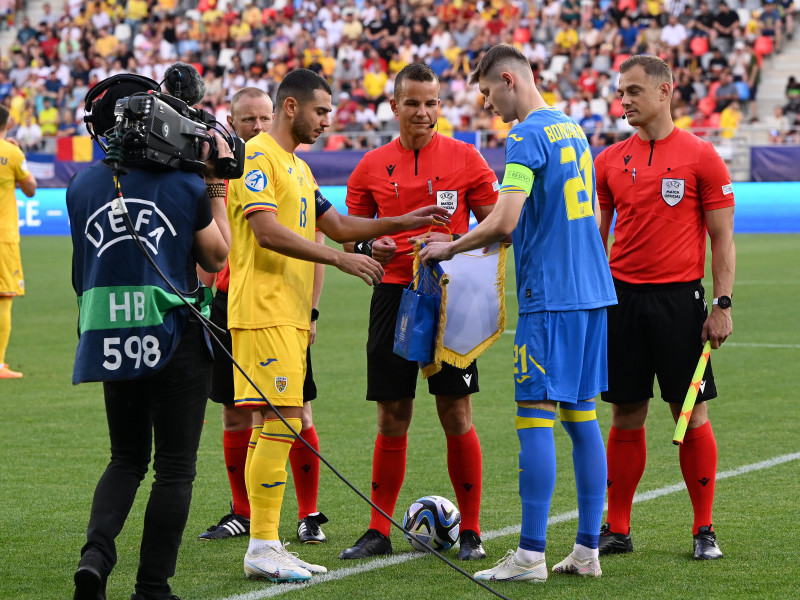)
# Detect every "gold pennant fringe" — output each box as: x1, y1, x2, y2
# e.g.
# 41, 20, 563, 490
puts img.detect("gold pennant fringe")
412, 243, 507, 379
